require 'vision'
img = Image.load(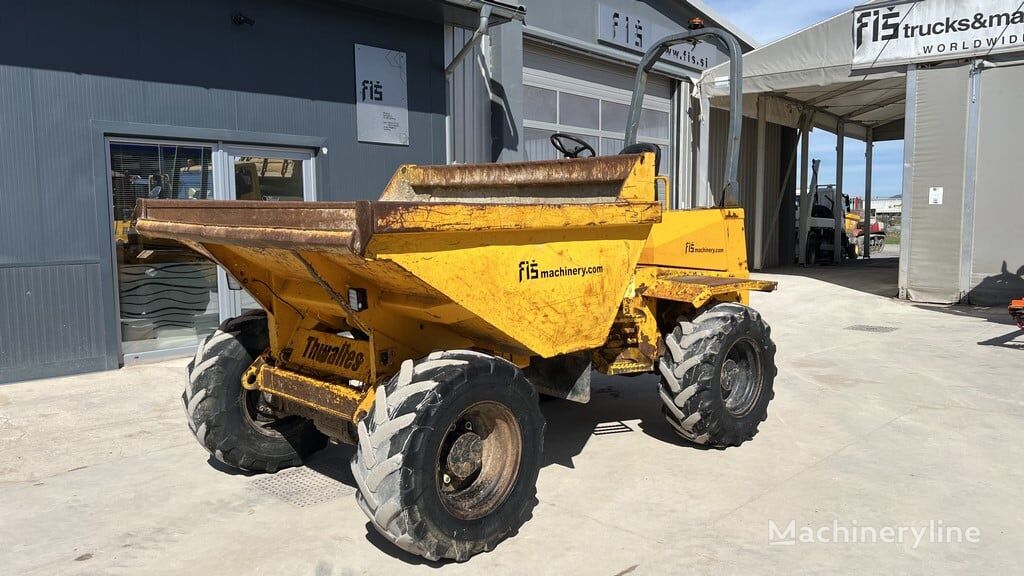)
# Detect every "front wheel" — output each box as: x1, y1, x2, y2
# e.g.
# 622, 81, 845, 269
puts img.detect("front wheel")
183, 311, 327, 472
657, 303, 777, 447
351, 350, 545, 562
